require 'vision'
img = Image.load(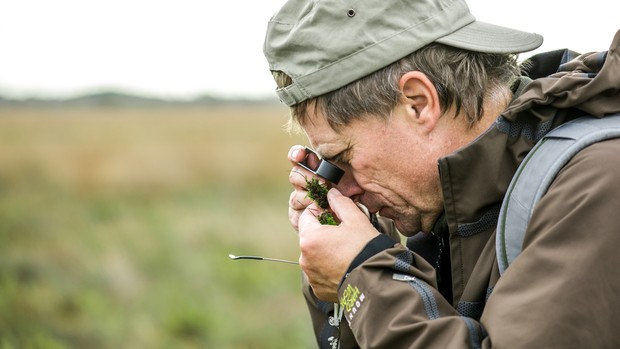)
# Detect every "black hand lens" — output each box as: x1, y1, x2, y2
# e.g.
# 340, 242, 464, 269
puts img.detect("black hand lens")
297, 147, 345, 185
